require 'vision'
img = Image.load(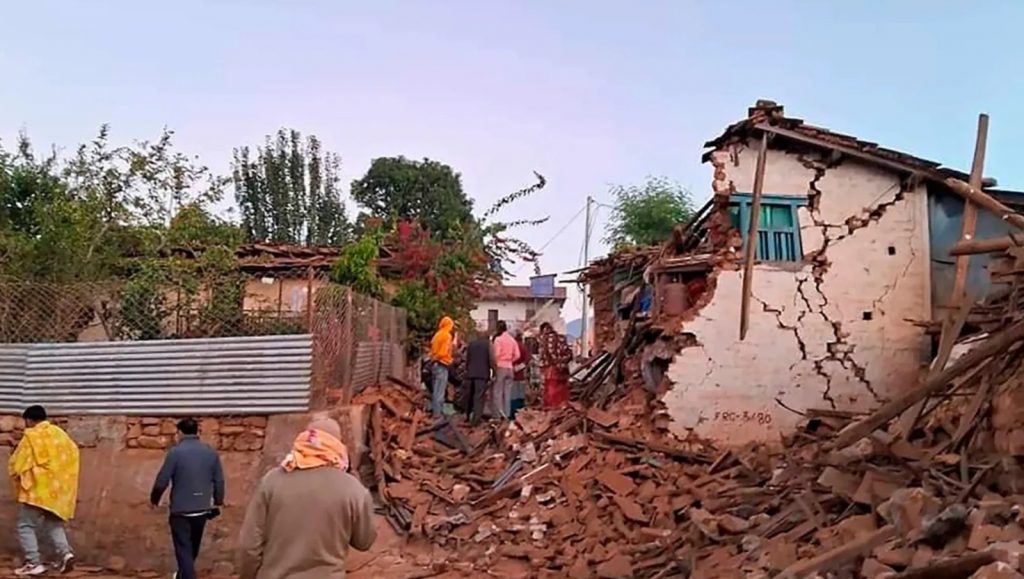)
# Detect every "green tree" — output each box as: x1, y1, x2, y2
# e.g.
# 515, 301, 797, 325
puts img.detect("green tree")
232, 129, 351, 246
350, 156, 473, 240
603, 176, 695, 248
